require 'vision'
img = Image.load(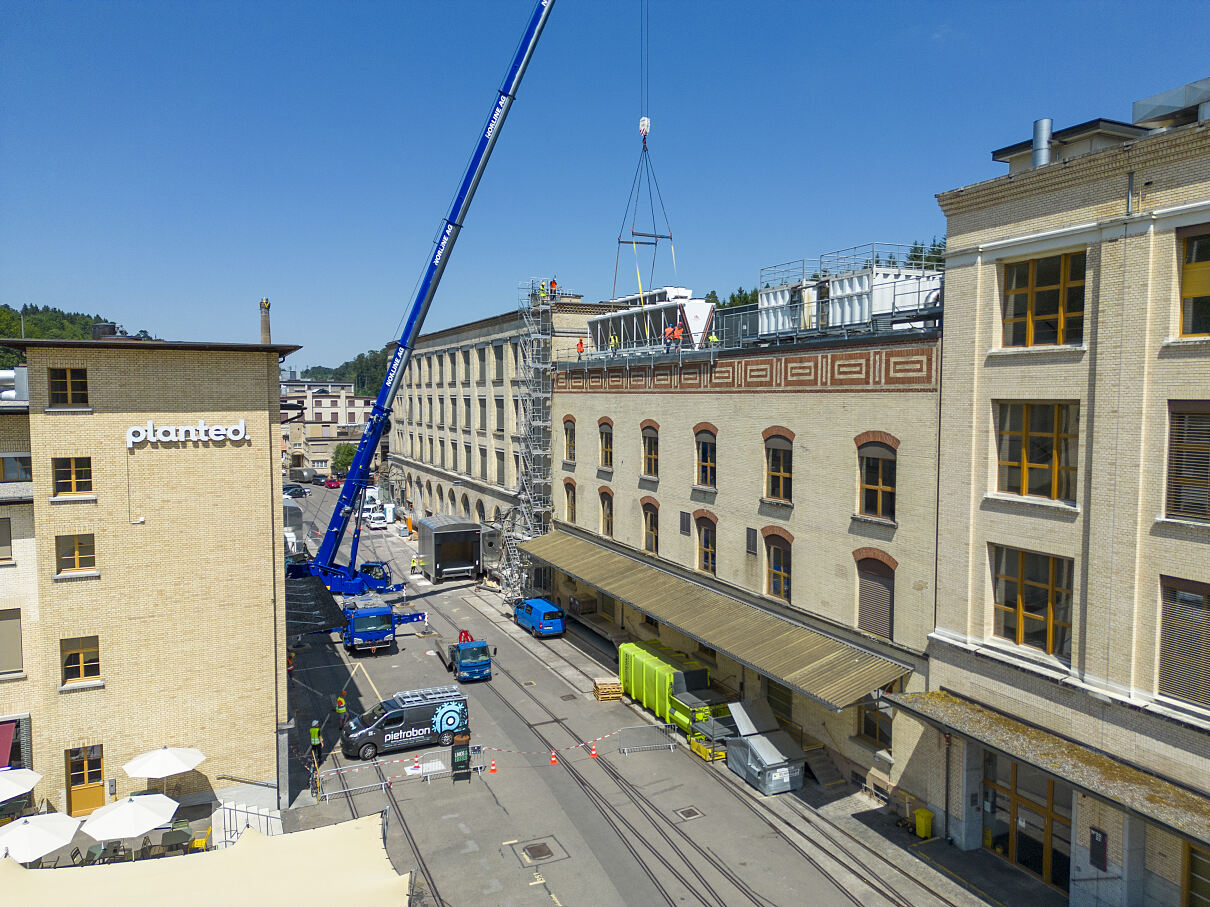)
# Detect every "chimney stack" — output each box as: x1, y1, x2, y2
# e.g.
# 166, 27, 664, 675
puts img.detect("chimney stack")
1032, 118, 1053, 168
259, 297, 272, 343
